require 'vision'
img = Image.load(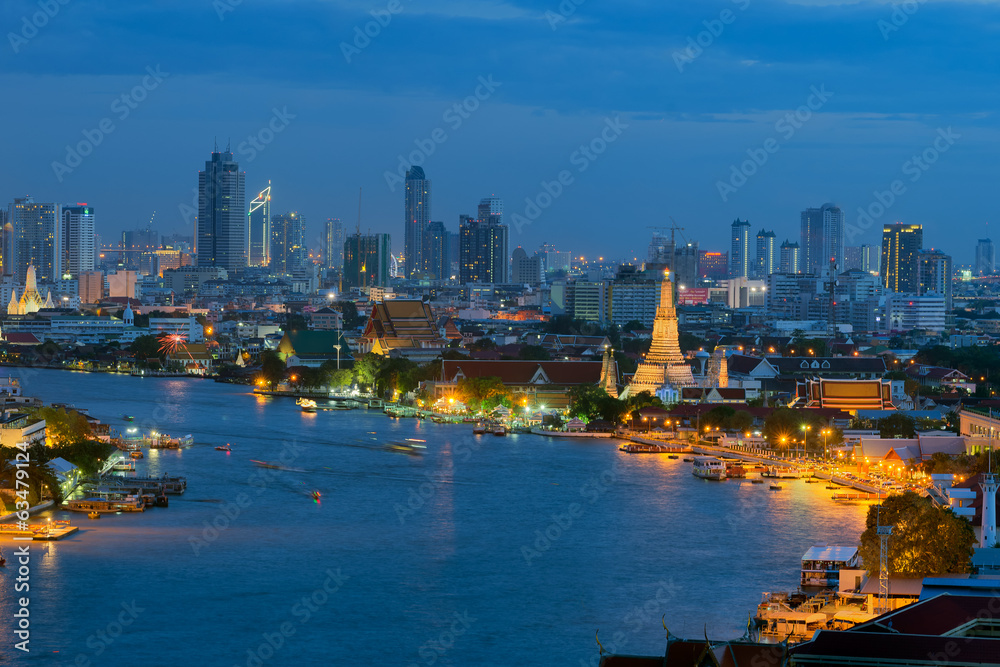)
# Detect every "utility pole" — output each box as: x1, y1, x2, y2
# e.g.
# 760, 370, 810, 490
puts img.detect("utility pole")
876, 505, 893, 615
